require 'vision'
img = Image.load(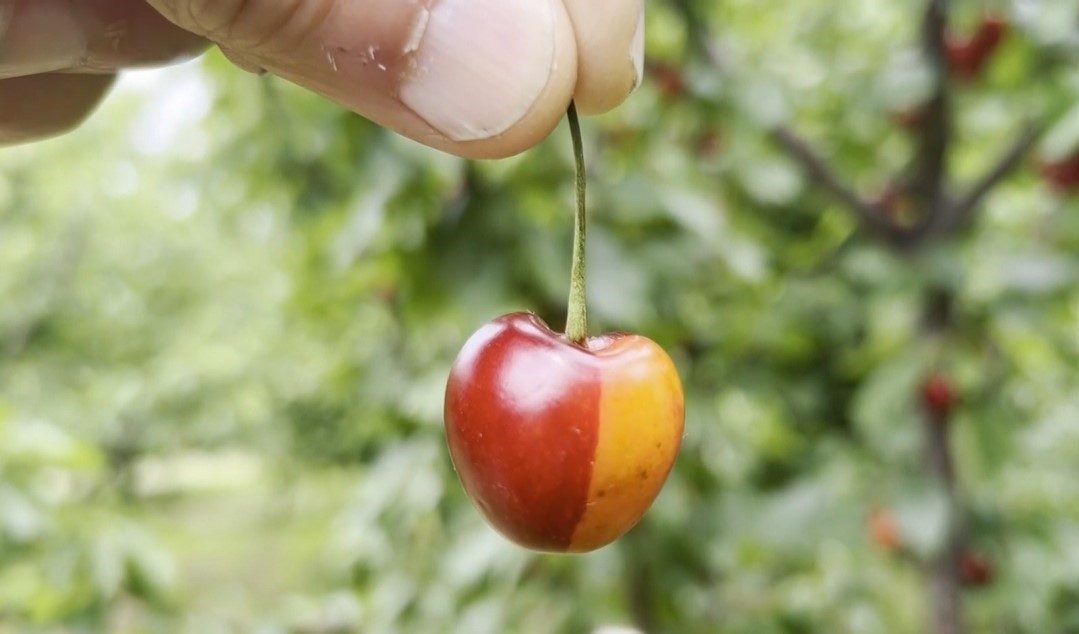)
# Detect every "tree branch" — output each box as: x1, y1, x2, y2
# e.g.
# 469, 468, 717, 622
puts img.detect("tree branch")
924, 411, 965, 634
918, 286, 967, 634
912, 5, 967, 633
942, 123, 1043, 233
772, 127, 900, 241
684, 0, 916, 249
672, 0, 732, 72
911, 0, 954, 219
